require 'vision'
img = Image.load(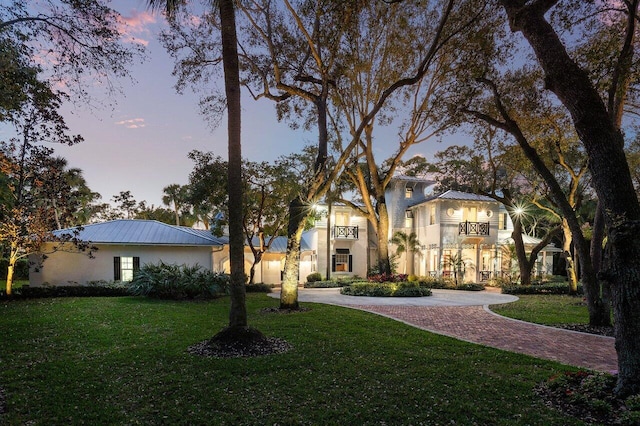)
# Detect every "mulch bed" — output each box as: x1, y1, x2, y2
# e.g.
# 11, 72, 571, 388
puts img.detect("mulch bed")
187, 336, 292, 358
